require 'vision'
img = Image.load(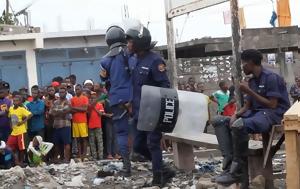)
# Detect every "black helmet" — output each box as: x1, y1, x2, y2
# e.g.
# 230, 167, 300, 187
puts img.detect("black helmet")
105, 25, 126, 57
126, 26, 151, 51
